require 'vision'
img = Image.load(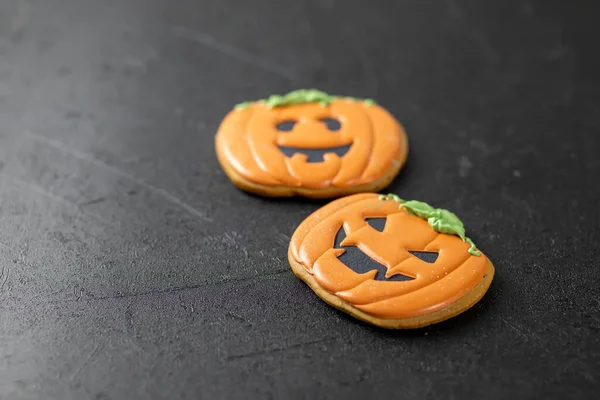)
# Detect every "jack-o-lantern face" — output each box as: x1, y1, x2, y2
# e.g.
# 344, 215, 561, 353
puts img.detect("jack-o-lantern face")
288, 193, 494, 329
215, 90, 408, 198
